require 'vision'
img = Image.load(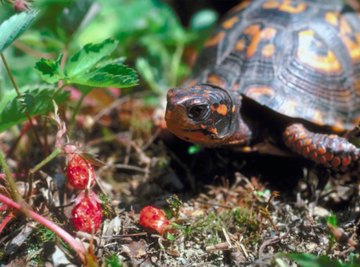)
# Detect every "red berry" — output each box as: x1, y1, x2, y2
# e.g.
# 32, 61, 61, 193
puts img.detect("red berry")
139, 206, 170, 234
71, 192, 102, 233
66, 154, 95, 190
